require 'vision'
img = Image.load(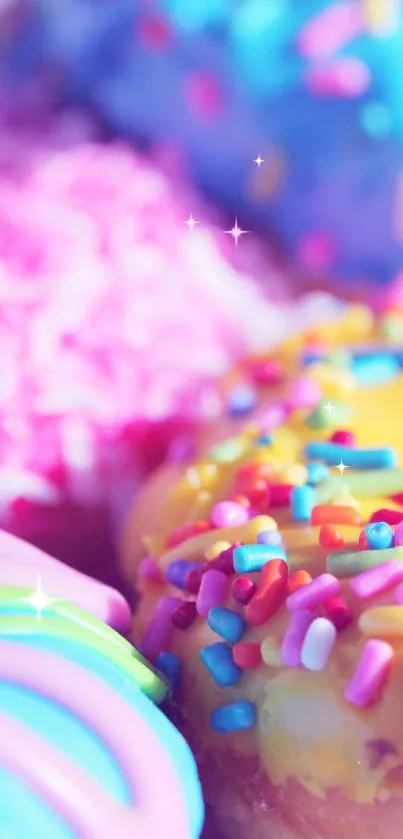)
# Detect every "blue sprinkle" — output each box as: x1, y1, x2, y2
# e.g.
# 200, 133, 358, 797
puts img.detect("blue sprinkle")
211, 700, 257, 733
257, 530, 283, 547
207, 606, 246, 643
365, 522, 394, 551
290, 485, 316, 522
256, 433, 272, 446
301, 351, 325, 366
227, 384, 257, 417
165, 559, 198, 589
233, 543, 286, 574
200, 643, 241, 687
351, 354, 400, 386
305, 442, 397, 470
306, 462, 330, 486
156, 651, 182, 693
